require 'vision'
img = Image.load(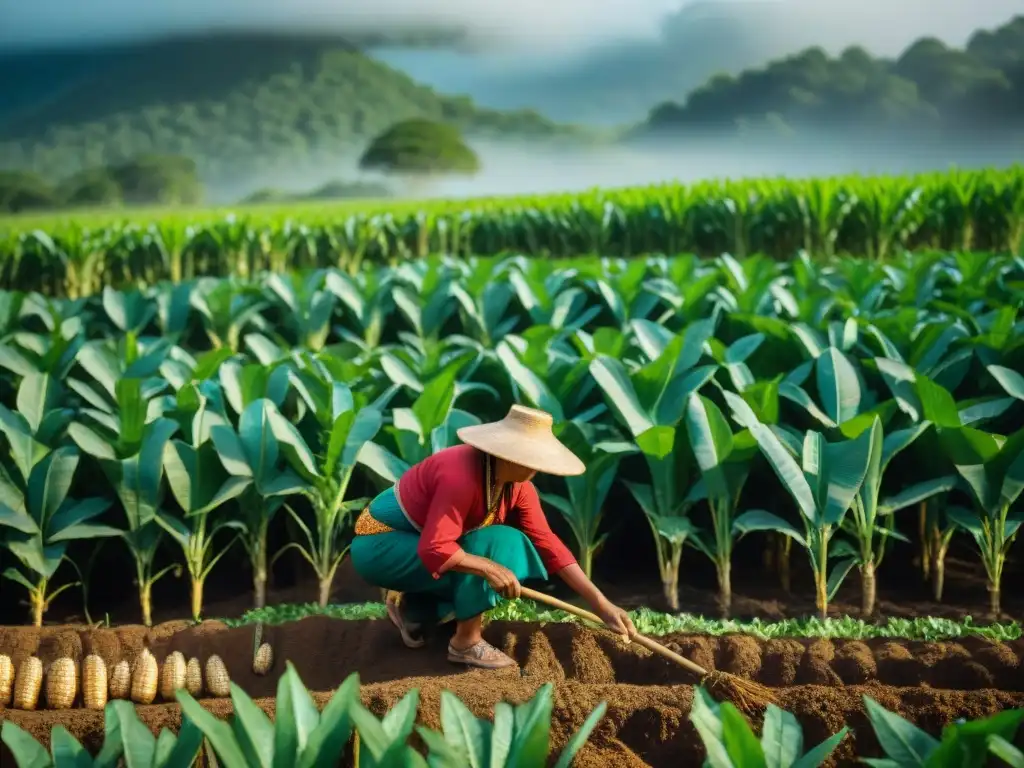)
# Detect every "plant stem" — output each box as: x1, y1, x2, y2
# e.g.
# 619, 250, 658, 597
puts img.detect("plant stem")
579, 548, 593, 580
30, 582, 46, 627
717, 560, 732, 617
253, 567, 267, 610
989, 585, 1001, 620
140, 580, 153, 627
861, 561, 876, 617
815, 533, 828, 620
778, 534, 792, 593
918, 501, 931, 580
662, 543, 682, 612
191, 576, 204, 623
318, 576, 333, 608
931, 548, 946, 602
